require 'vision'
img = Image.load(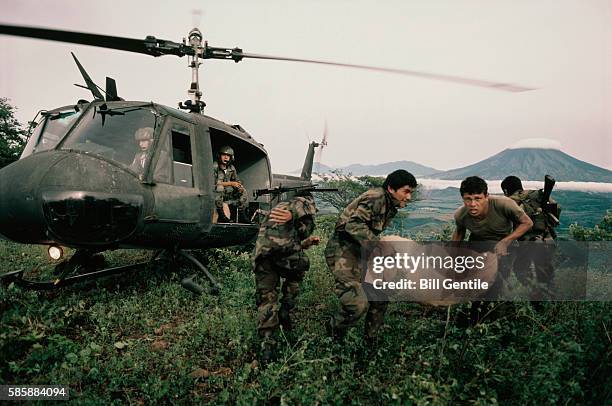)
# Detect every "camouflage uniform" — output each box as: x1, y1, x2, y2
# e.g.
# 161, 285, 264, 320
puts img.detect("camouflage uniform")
213, 161, 247, 210
253, 195, 317, 348
325, 188, 399, 339
508, 190, 557, 295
